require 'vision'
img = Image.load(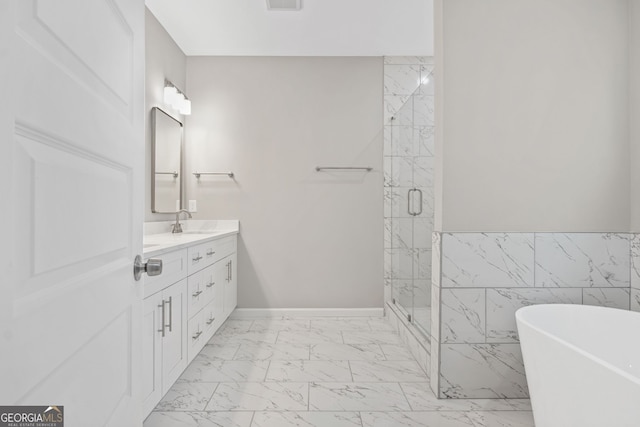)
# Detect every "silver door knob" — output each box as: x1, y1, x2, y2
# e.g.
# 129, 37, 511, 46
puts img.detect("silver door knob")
133, 255, 163, 281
